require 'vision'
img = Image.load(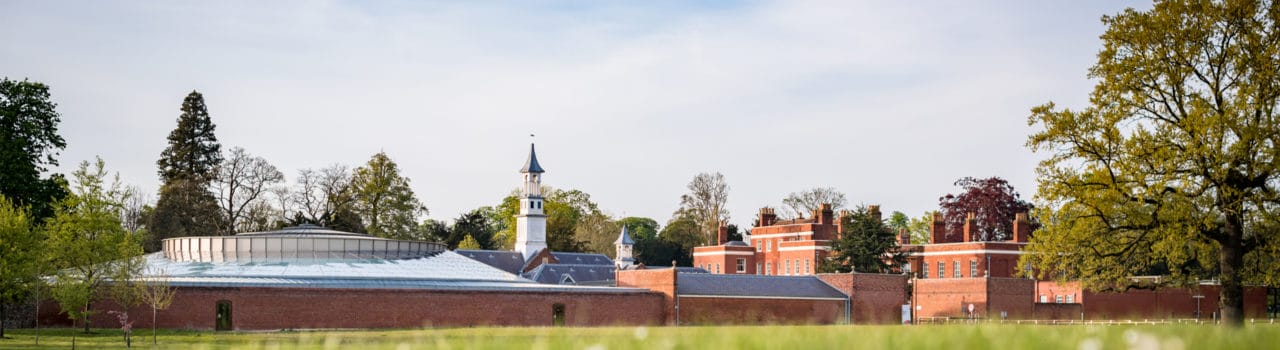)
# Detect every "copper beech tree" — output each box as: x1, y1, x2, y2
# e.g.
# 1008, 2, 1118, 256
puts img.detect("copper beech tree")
1023, 0, 1280, 327
938, 177, 1034, 242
